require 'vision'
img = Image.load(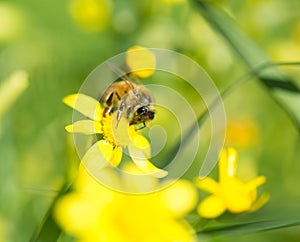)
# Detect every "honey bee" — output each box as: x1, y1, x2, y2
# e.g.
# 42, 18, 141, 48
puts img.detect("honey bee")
100, 75, 155, 128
